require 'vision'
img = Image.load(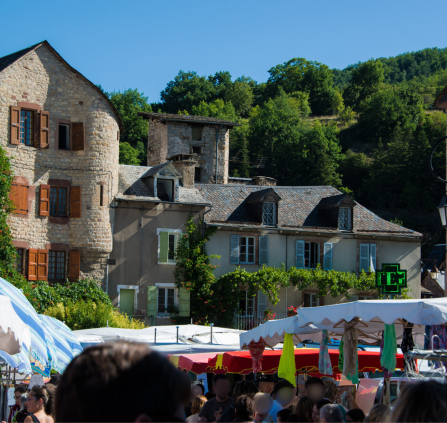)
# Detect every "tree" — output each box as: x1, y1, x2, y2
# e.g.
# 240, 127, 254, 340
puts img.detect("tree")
191, 99, 238, 122
224, 79, 254, 118
119, 142, 141, 166
331, 89, 345, 115
287, 91, 312, 116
